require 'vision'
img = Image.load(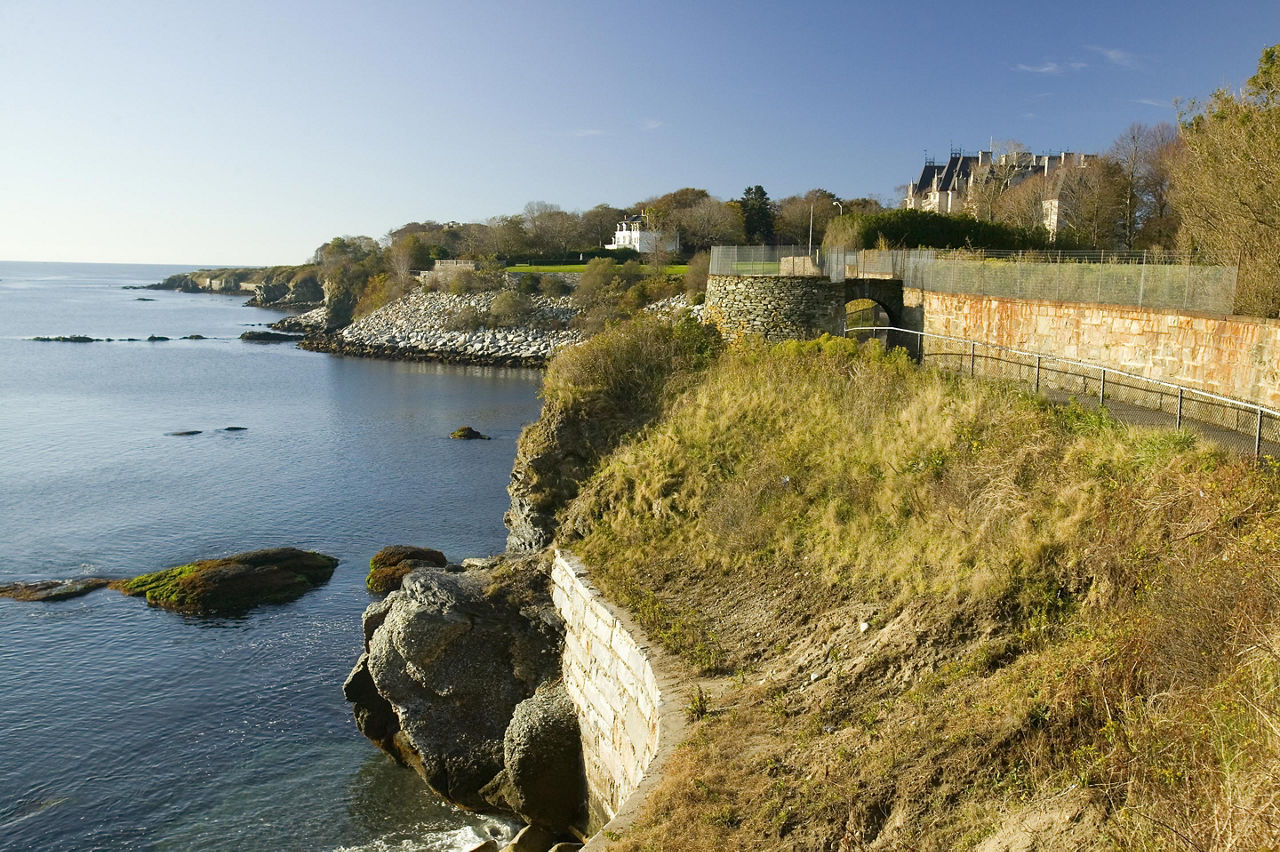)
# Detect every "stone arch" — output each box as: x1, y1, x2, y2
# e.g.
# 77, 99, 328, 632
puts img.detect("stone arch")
842, 279, 905, 328
845, 296, 895, 348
